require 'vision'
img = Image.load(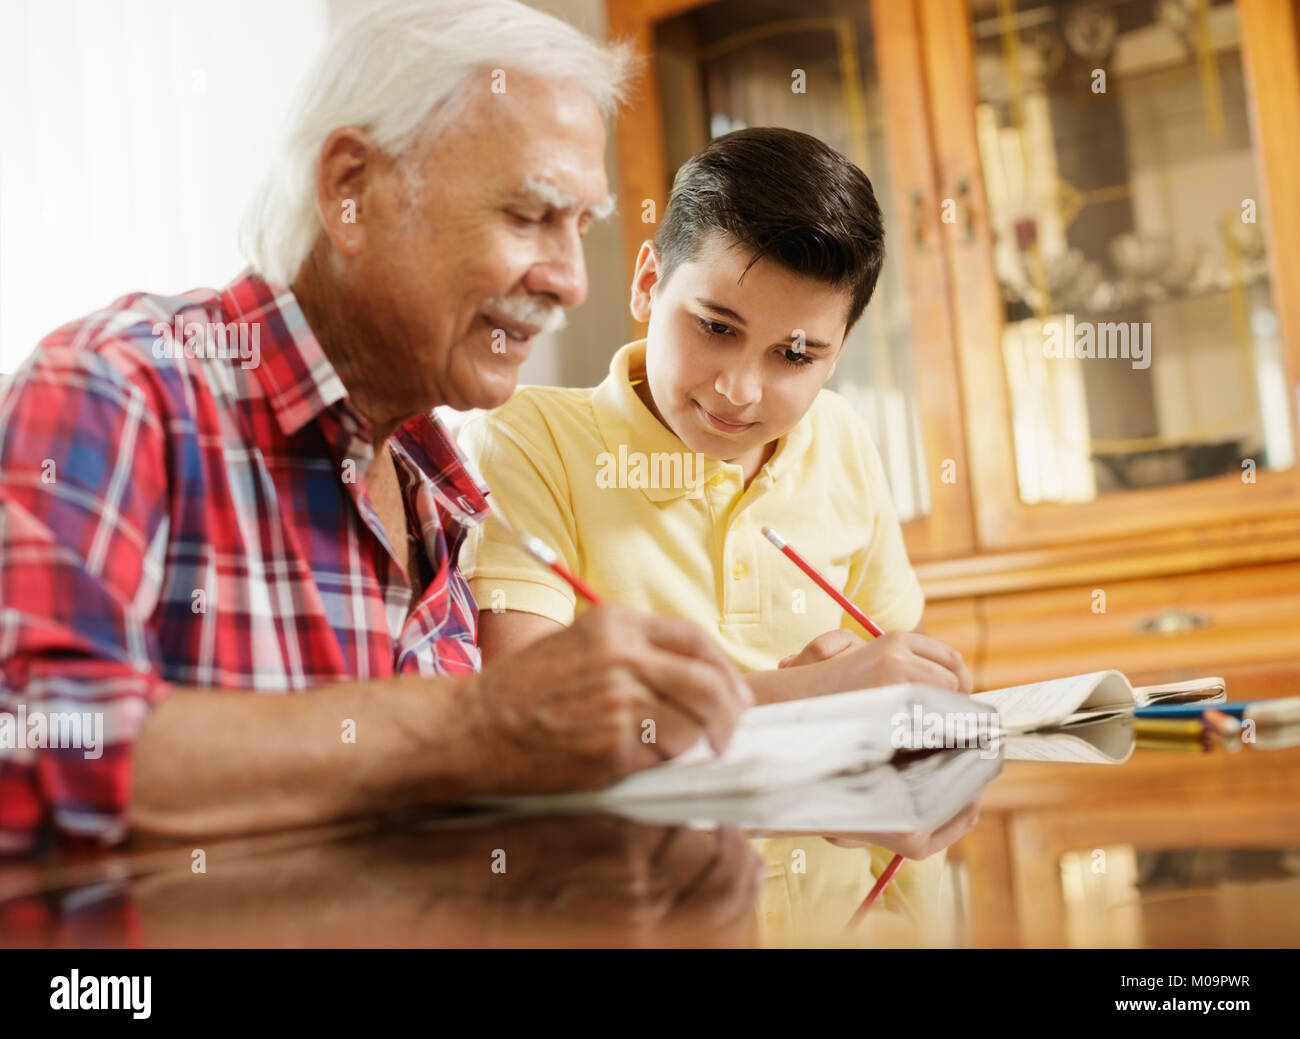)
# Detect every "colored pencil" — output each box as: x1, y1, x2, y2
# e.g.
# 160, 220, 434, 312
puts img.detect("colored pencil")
1201, 709, 1242, 739
760, 524, 906, 920
489, 501, 605, 605
1135, 703, 1247, 719
762, 526, 884, 637
516, 534, 605, 606
1134, 719, 1206, 739
848, 852, 906, 929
